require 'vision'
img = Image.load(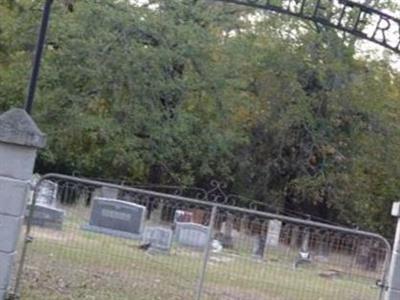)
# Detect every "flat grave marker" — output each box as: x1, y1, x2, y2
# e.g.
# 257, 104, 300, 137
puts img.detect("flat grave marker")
142, 226, 173, 253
